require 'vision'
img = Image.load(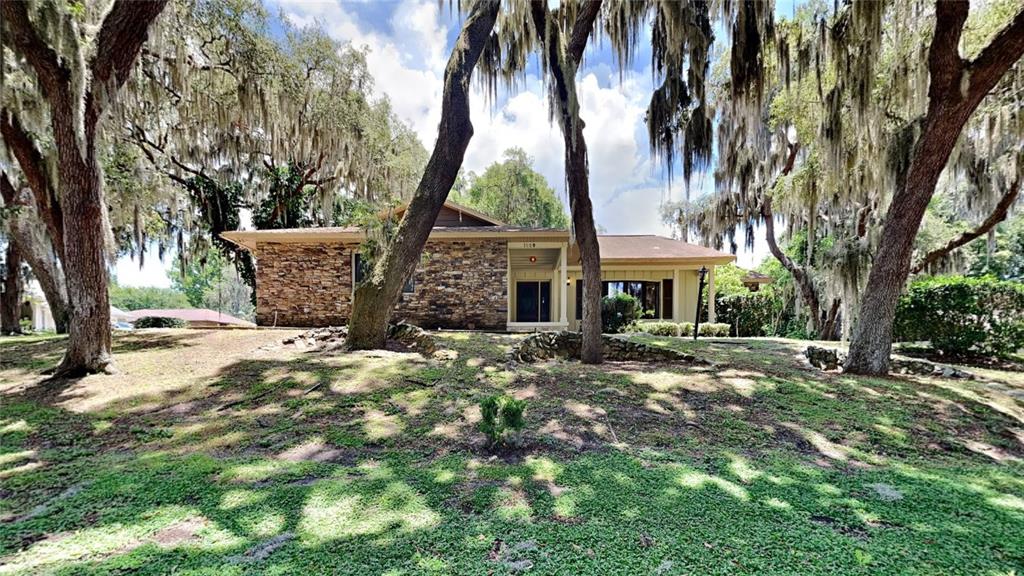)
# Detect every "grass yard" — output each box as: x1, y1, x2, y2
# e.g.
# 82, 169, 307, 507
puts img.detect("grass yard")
1, 329, 1022, 575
